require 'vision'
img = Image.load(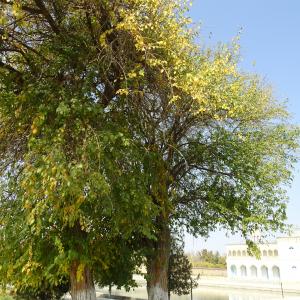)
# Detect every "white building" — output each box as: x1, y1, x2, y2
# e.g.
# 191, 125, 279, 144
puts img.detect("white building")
226, 229, 300, 283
